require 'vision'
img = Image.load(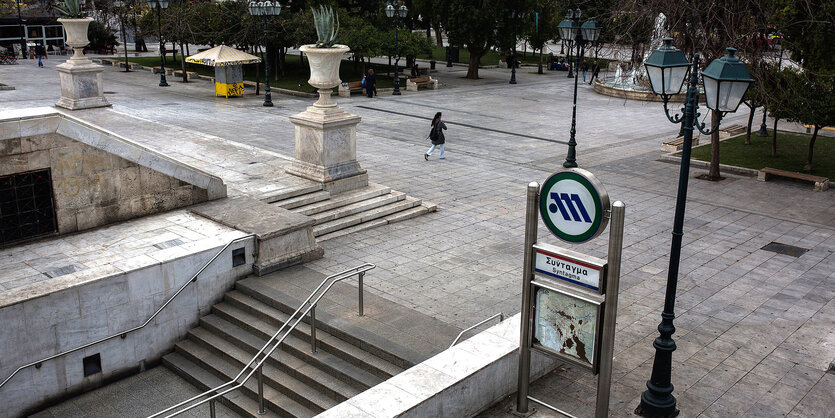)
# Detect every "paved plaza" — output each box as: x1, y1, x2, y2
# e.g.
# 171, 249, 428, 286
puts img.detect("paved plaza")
2, 54, 834, 417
